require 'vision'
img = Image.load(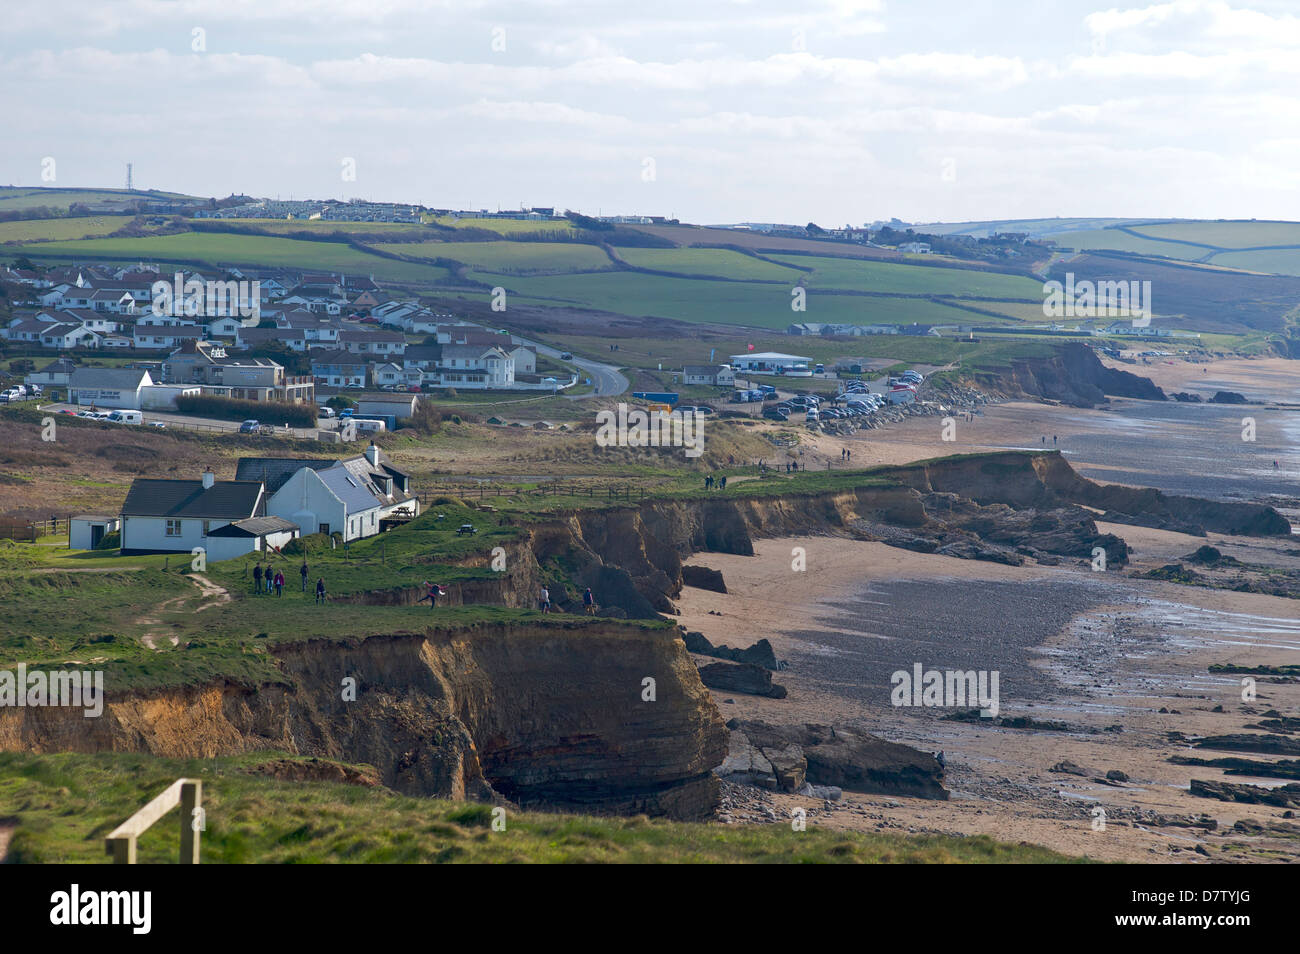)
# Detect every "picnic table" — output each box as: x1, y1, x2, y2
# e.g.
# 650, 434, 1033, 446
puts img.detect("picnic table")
457, 524, 477, 535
